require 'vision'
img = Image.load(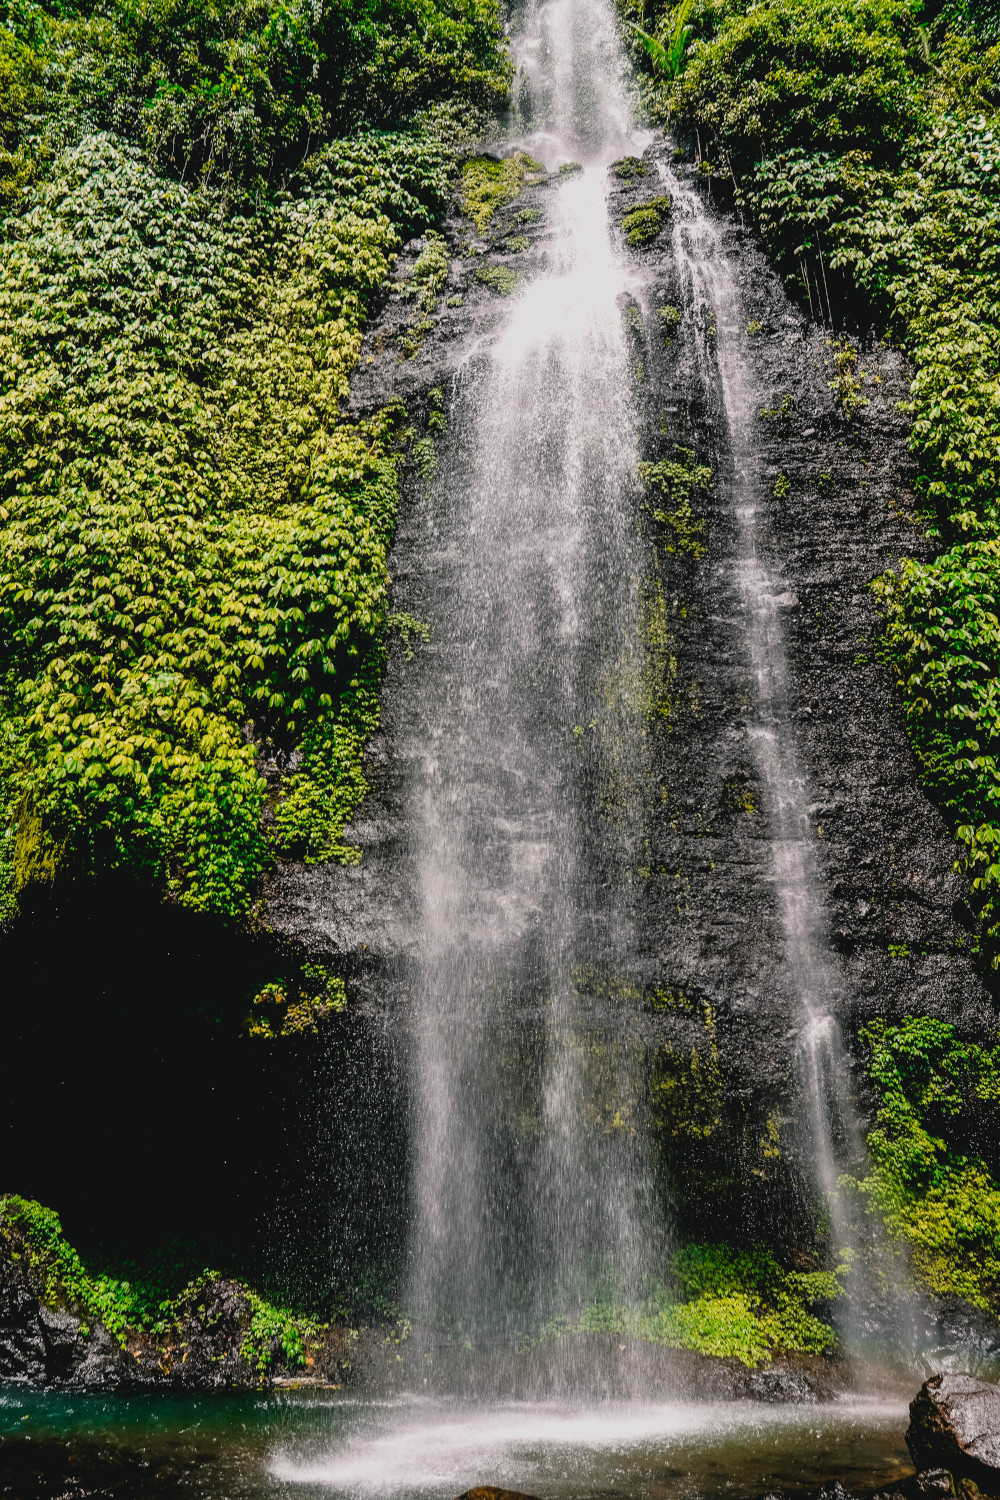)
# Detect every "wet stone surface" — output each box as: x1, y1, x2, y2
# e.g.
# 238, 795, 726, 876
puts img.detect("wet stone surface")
265, 137, 997, 1225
